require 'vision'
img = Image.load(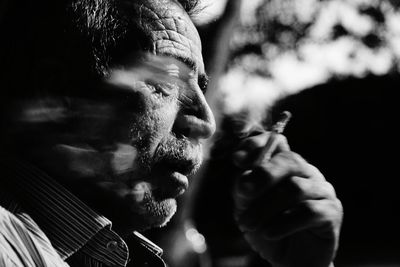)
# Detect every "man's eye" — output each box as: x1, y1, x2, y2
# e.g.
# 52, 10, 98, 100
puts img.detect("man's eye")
146, 81, 177, 96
